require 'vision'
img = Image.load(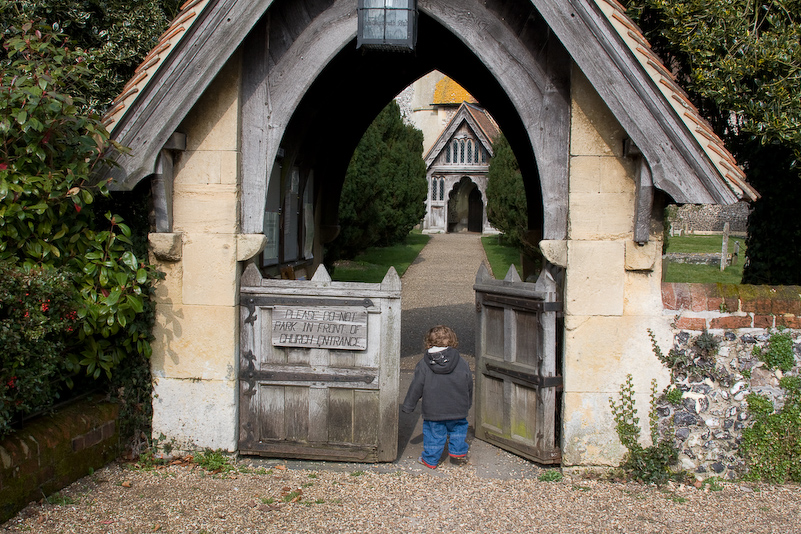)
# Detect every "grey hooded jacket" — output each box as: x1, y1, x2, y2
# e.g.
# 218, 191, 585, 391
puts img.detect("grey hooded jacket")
401, 347, 473, 421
